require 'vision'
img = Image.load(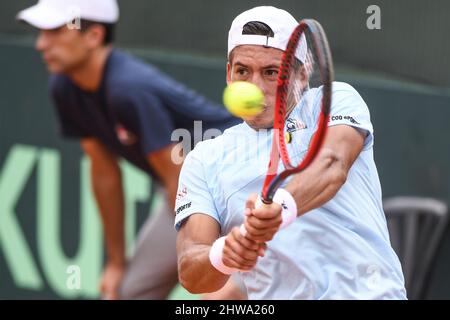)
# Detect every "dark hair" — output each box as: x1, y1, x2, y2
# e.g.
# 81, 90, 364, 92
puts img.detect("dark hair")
242, 21, 274, 37
228, 21, 274, 62
231, 20, 303, 67
79, 19, 115, 45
